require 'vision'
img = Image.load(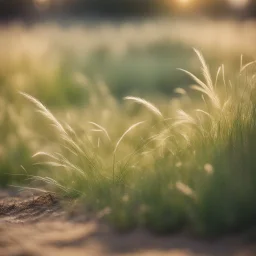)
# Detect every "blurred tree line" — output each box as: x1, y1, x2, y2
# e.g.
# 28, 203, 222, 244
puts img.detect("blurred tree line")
0, 0, 256, 21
